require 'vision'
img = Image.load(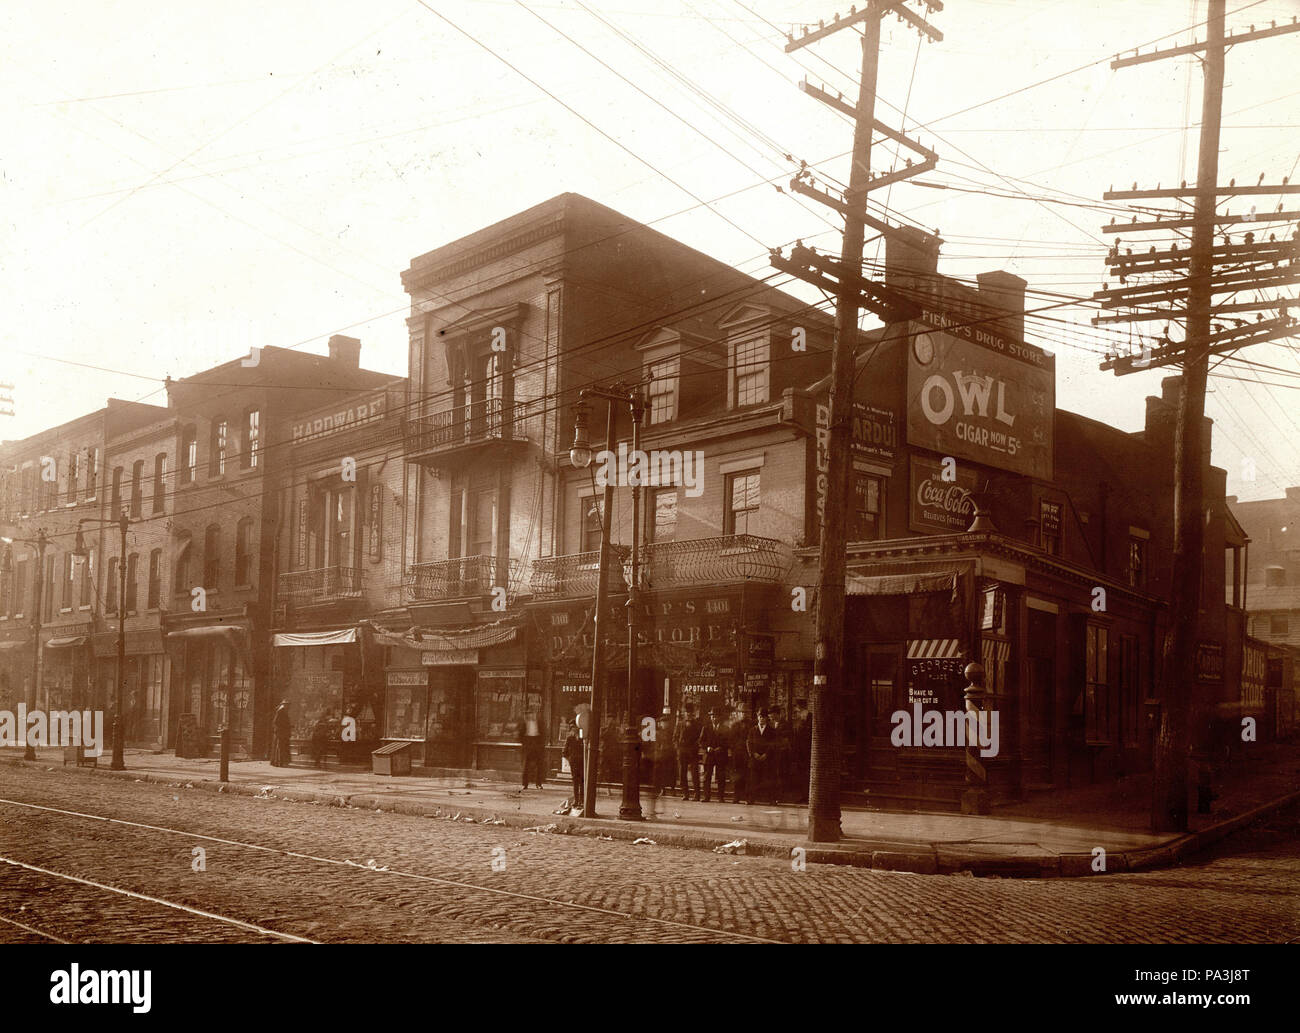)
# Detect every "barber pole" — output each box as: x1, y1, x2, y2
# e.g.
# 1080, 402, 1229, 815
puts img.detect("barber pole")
961, 662, 990, 815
